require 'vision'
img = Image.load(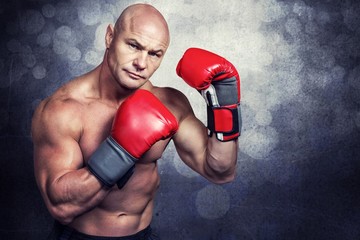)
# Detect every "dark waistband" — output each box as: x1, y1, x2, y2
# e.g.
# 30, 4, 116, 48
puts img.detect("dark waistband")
57, 222, 152, 240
